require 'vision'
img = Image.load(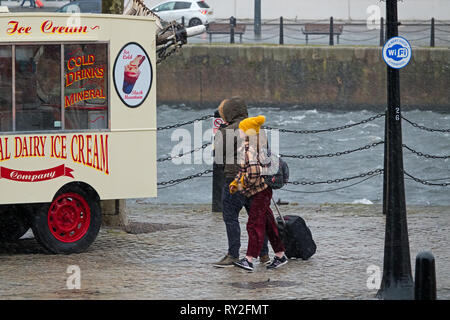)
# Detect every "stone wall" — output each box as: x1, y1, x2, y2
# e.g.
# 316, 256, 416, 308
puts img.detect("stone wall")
157, 45, 450, 112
